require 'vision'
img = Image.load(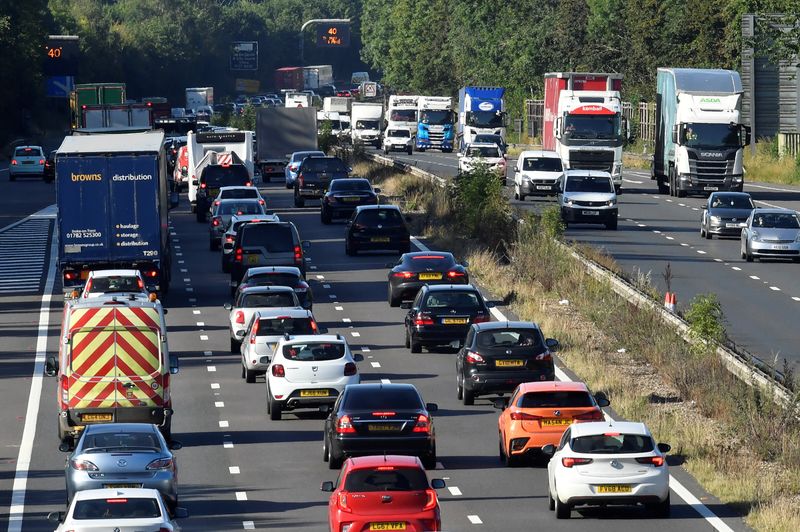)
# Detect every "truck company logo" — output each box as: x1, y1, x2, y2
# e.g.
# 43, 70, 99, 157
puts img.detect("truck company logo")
394, 98, 417, 106
700, 152, 724, 158
71, 172, 102, 182
112, 173, 153, 181
699, 97, 721, 103
478, 102, 494, 111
